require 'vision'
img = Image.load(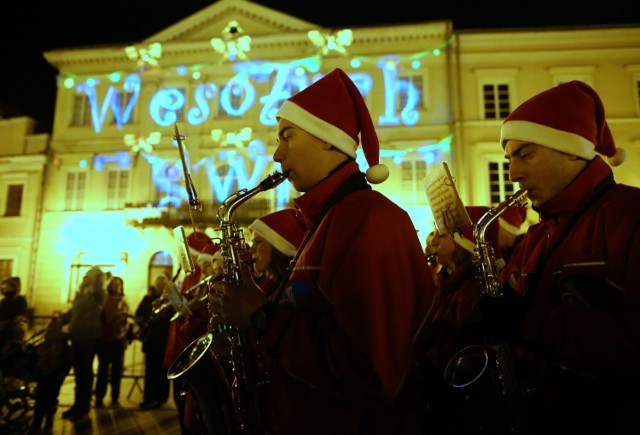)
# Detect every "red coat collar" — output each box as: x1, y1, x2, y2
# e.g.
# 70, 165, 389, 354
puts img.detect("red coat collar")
294, 161, 361, 228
